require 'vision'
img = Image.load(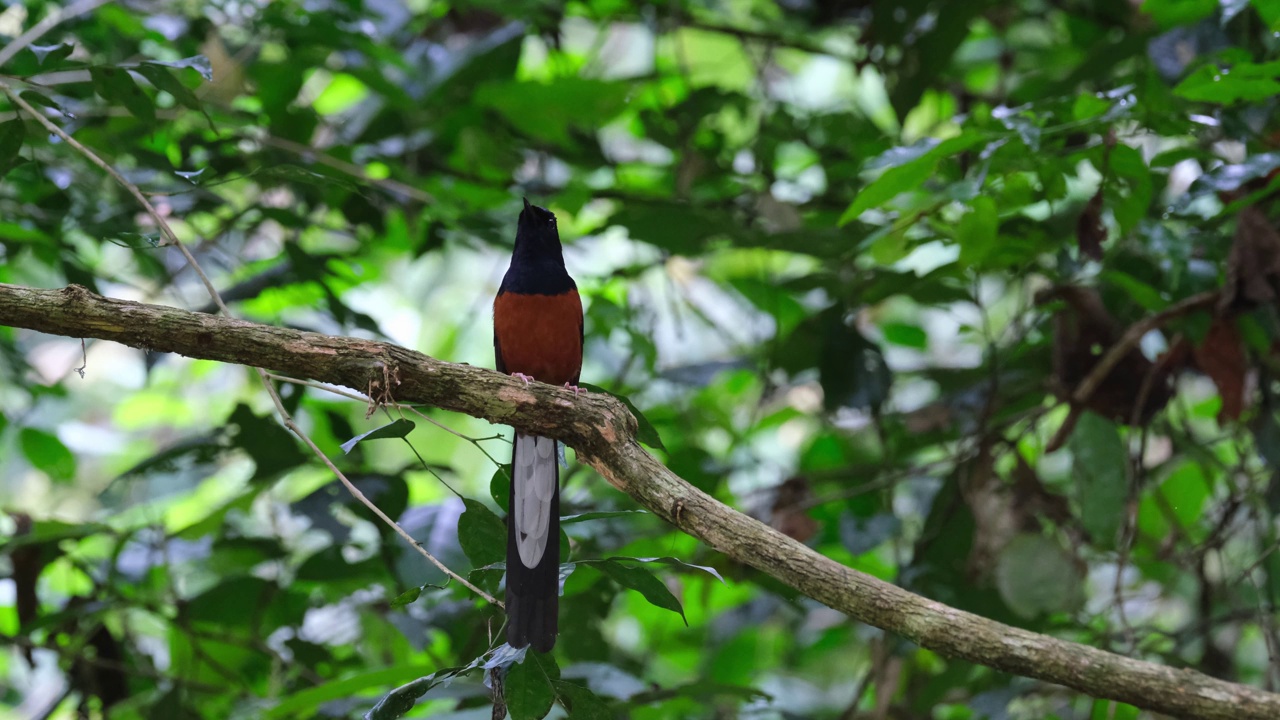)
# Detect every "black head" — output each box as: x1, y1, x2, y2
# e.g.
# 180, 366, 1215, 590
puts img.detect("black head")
513, 198, 563, 264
